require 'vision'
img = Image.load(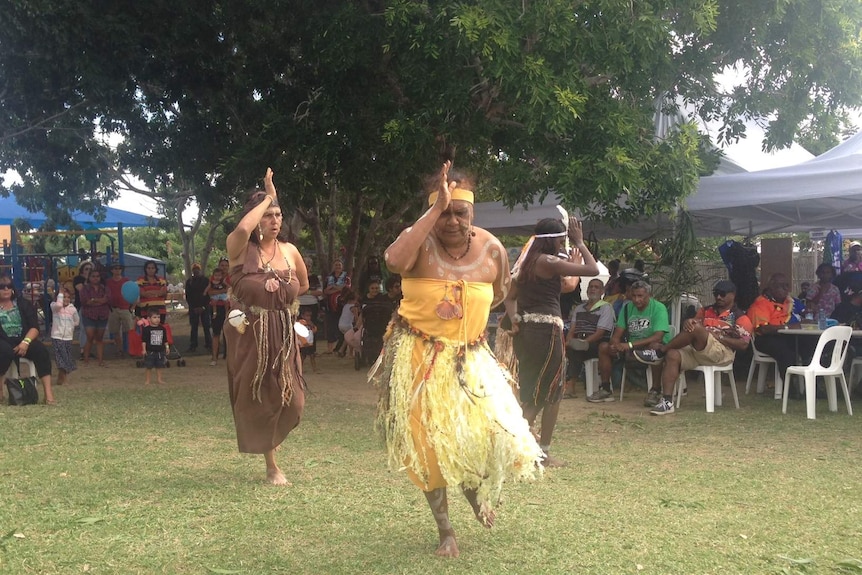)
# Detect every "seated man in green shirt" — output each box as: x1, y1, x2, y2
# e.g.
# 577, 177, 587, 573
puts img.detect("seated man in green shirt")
587, 280, 670, 405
